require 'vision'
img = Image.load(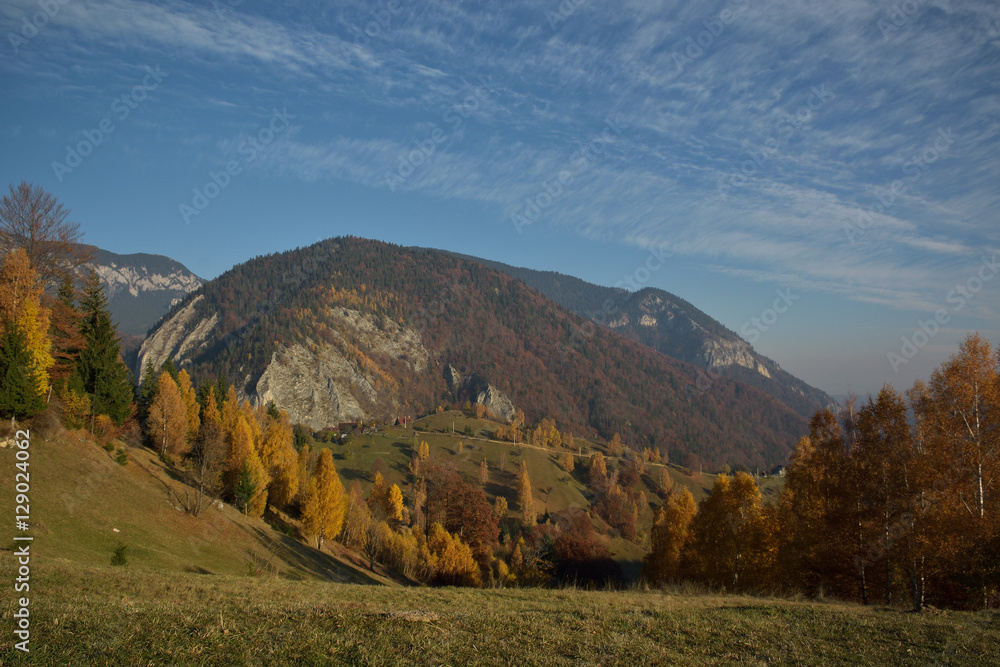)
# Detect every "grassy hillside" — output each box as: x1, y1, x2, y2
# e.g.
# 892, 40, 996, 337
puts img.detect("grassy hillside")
3, 559, 997, 665
0, 421, 390, 585
1, 419, 996, 665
